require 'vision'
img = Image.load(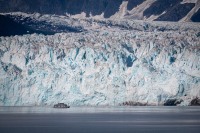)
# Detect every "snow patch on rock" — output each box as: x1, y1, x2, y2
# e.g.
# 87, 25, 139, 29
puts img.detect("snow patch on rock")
181, 0, 198, 4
